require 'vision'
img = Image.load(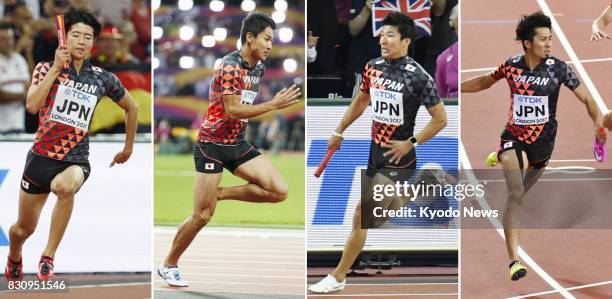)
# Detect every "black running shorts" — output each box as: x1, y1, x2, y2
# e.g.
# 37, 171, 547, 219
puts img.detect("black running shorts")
497, 135, 555, 169
366, 140, 417, 181
21, 151, 91, 194
194, 141, 261, 174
